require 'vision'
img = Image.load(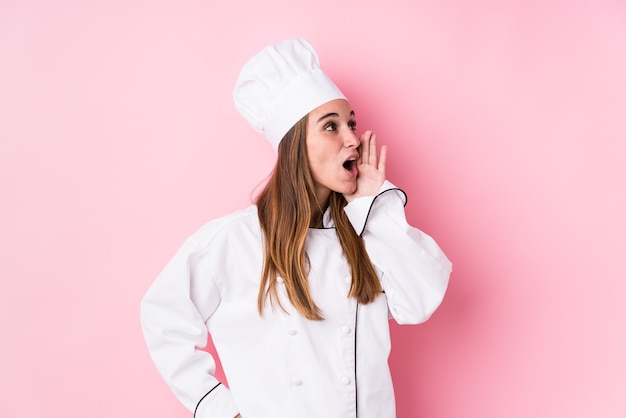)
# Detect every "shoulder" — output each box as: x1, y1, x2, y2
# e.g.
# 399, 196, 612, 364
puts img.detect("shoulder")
188, 205, 260, 248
